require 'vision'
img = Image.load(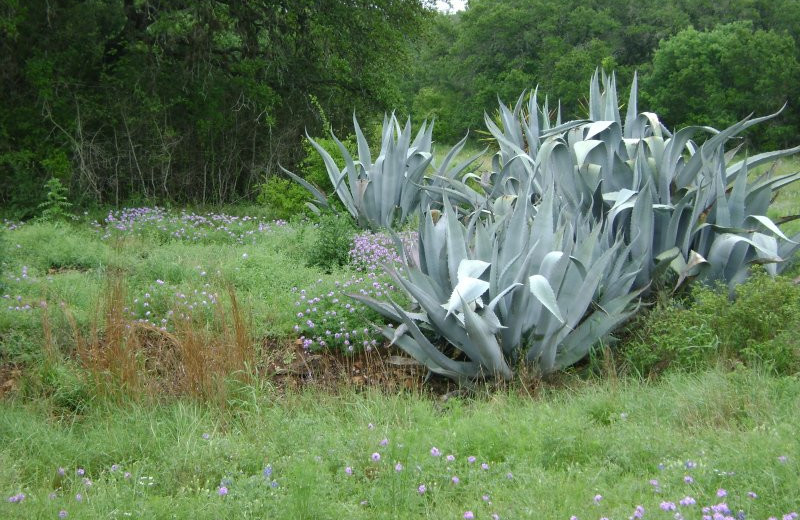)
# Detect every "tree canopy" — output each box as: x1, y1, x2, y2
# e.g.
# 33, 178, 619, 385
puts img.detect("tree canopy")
1, 0, 799, 214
